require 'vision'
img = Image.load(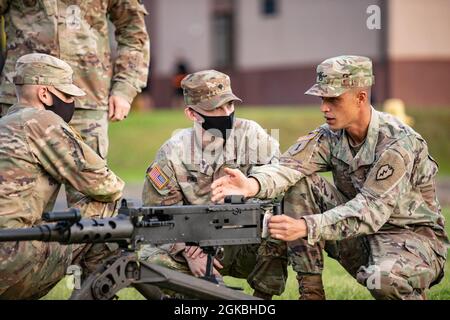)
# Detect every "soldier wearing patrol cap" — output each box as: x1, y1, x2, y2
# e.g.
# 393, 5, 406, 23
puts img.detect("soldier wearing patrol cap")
140, 70, 288, 299
211, 56, 448, 300
0, 53, 124, 299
